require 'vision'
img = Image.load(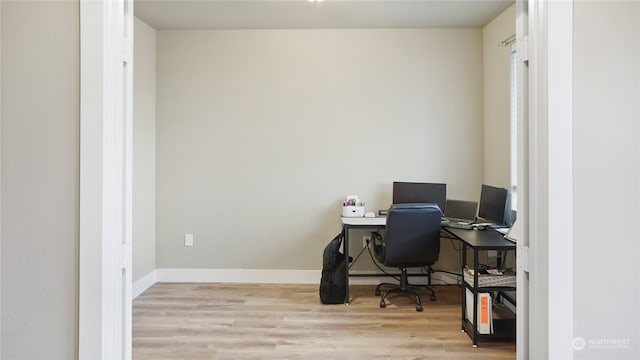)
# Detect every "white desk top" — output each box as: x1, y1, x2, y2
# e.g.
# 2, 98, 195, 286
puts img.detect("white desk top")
341, 216, 386, 226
